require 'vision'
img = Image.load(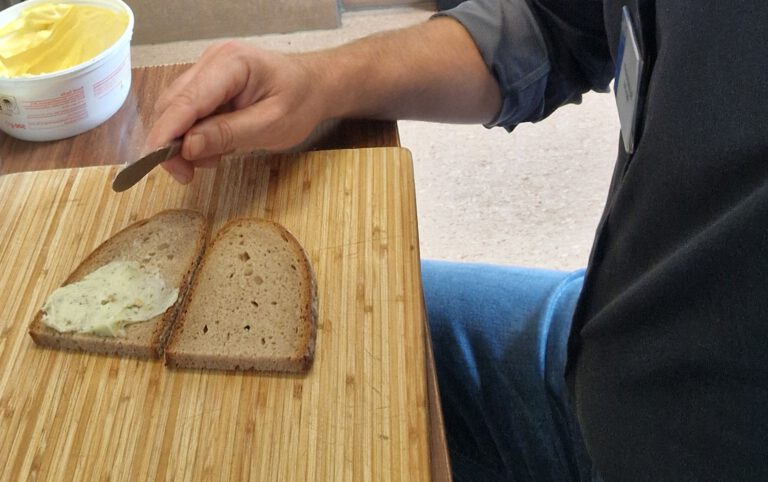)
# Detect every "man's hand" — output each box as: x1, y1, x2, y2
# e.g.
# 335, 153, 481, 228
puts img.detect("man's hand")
147, 17, 501, 185
146, 41, 327, 184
